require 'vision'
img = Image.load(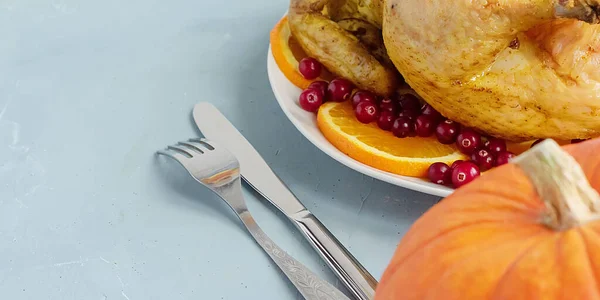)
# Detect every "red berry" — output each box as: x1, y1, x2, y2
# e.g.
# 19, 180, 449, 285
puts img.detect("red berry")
451, 161, 480, 188
351, 90, 377, 108
397, 109, 420, 121
298, 88, 324, 112
428, 162, 452, 185
379, 97, 399, 115
377, 111, 395, 131
531, 139, 545, 148
392, 116, 415, 138
298, 57, 322, 80
456, 129, 482, 155
484, 138, 507, 154
307, 80, 328, 95
571, 139, 587, 144
421, 104, 442, 121
436, 120, 460, 144
471, 148, 495, 171
355, 101, 379, 124
415, 115, 437, 137
495, 151, 515, 166
327, 78, 354, 102
451, 160, 464, 170
398, 94, 421, 111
